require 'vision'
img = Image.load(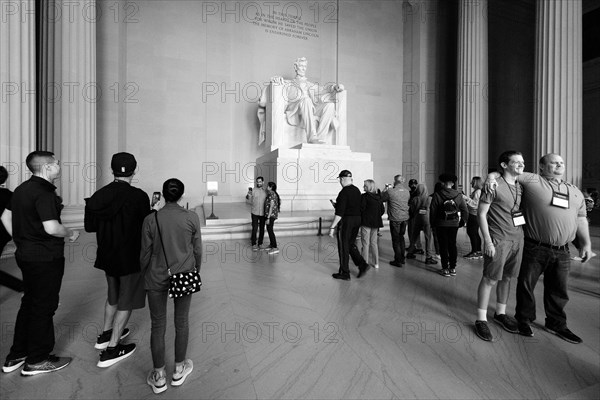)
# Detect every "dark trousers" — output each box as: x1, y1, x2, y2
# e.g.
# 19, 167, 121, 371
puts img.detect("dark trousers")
436, 227, 458, 269
389, 220, 407, 263
8, 257, 65, 364
147, 290, 193, 368
515, 241, 571, 330
250, 214, 266, 246
466, 214, 481, 253
266, 217, 277, 248
336, 216, 367, 276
